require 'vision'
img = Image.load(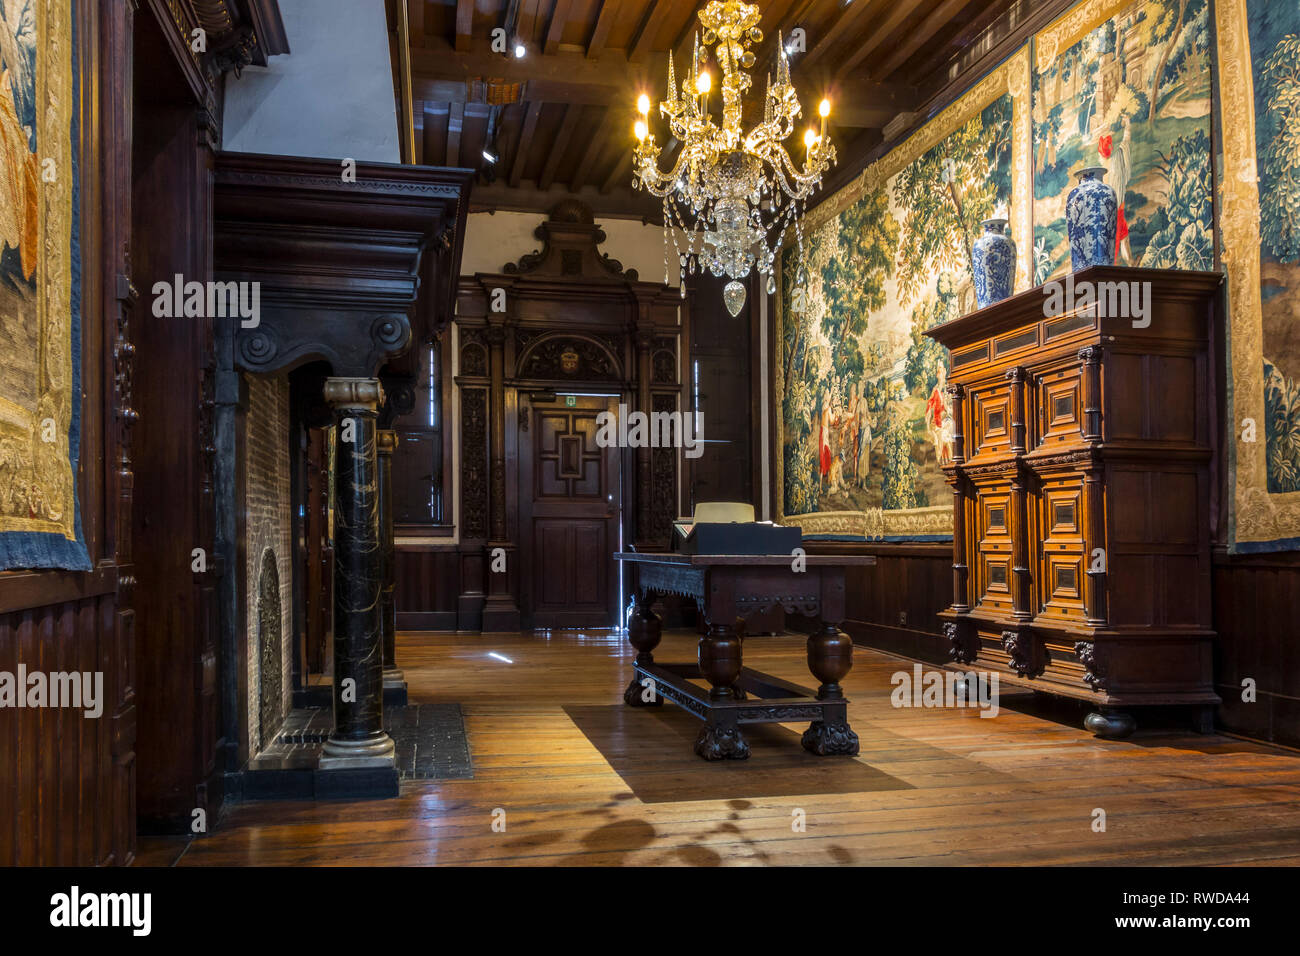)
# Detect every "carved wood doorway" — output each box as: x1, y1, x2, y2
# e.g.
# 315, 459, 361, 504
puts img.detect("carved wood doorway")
519, 394, 623, 629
